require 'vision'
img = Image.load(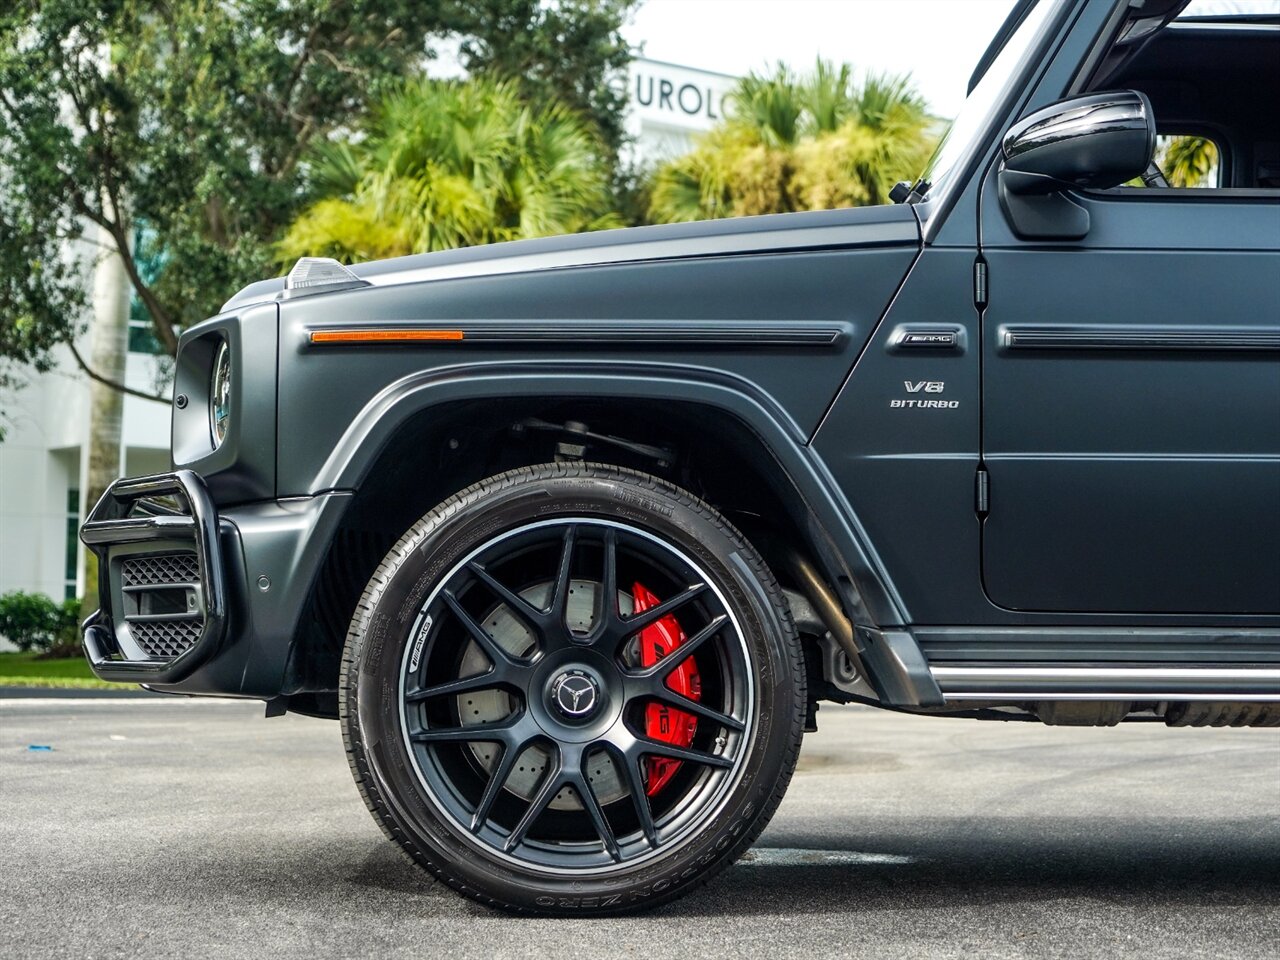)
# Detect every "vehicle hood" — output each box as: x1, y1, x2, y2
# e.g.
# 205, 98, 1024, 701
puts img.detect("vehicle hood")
221, 204, 919, 313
